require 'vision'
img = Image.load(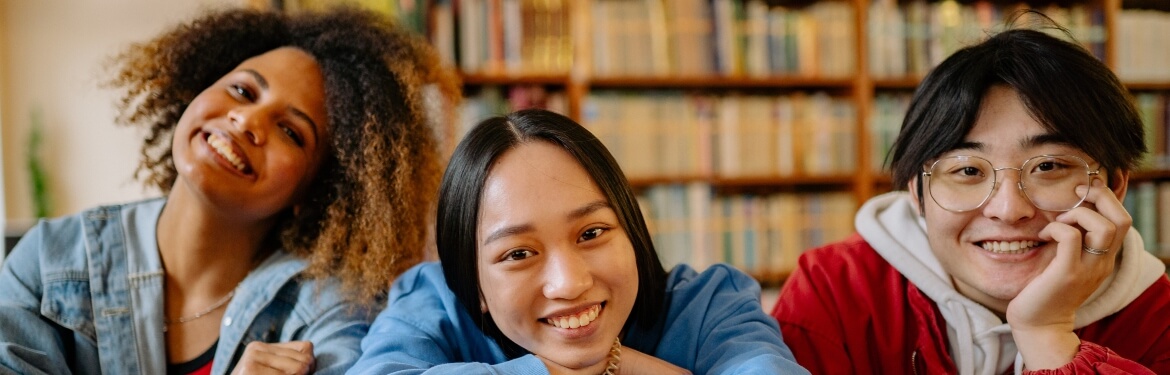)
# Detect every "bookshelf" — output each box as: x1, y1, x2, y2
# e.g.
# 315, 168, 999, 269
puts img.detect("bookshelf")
276, 0, 1170, 284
